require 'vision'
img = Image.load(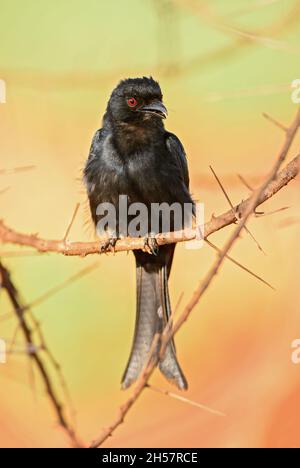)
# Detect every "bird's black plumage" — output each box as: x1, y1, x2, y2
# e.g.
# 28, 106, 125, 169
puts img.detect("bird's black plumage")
84, 77, 193, 389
